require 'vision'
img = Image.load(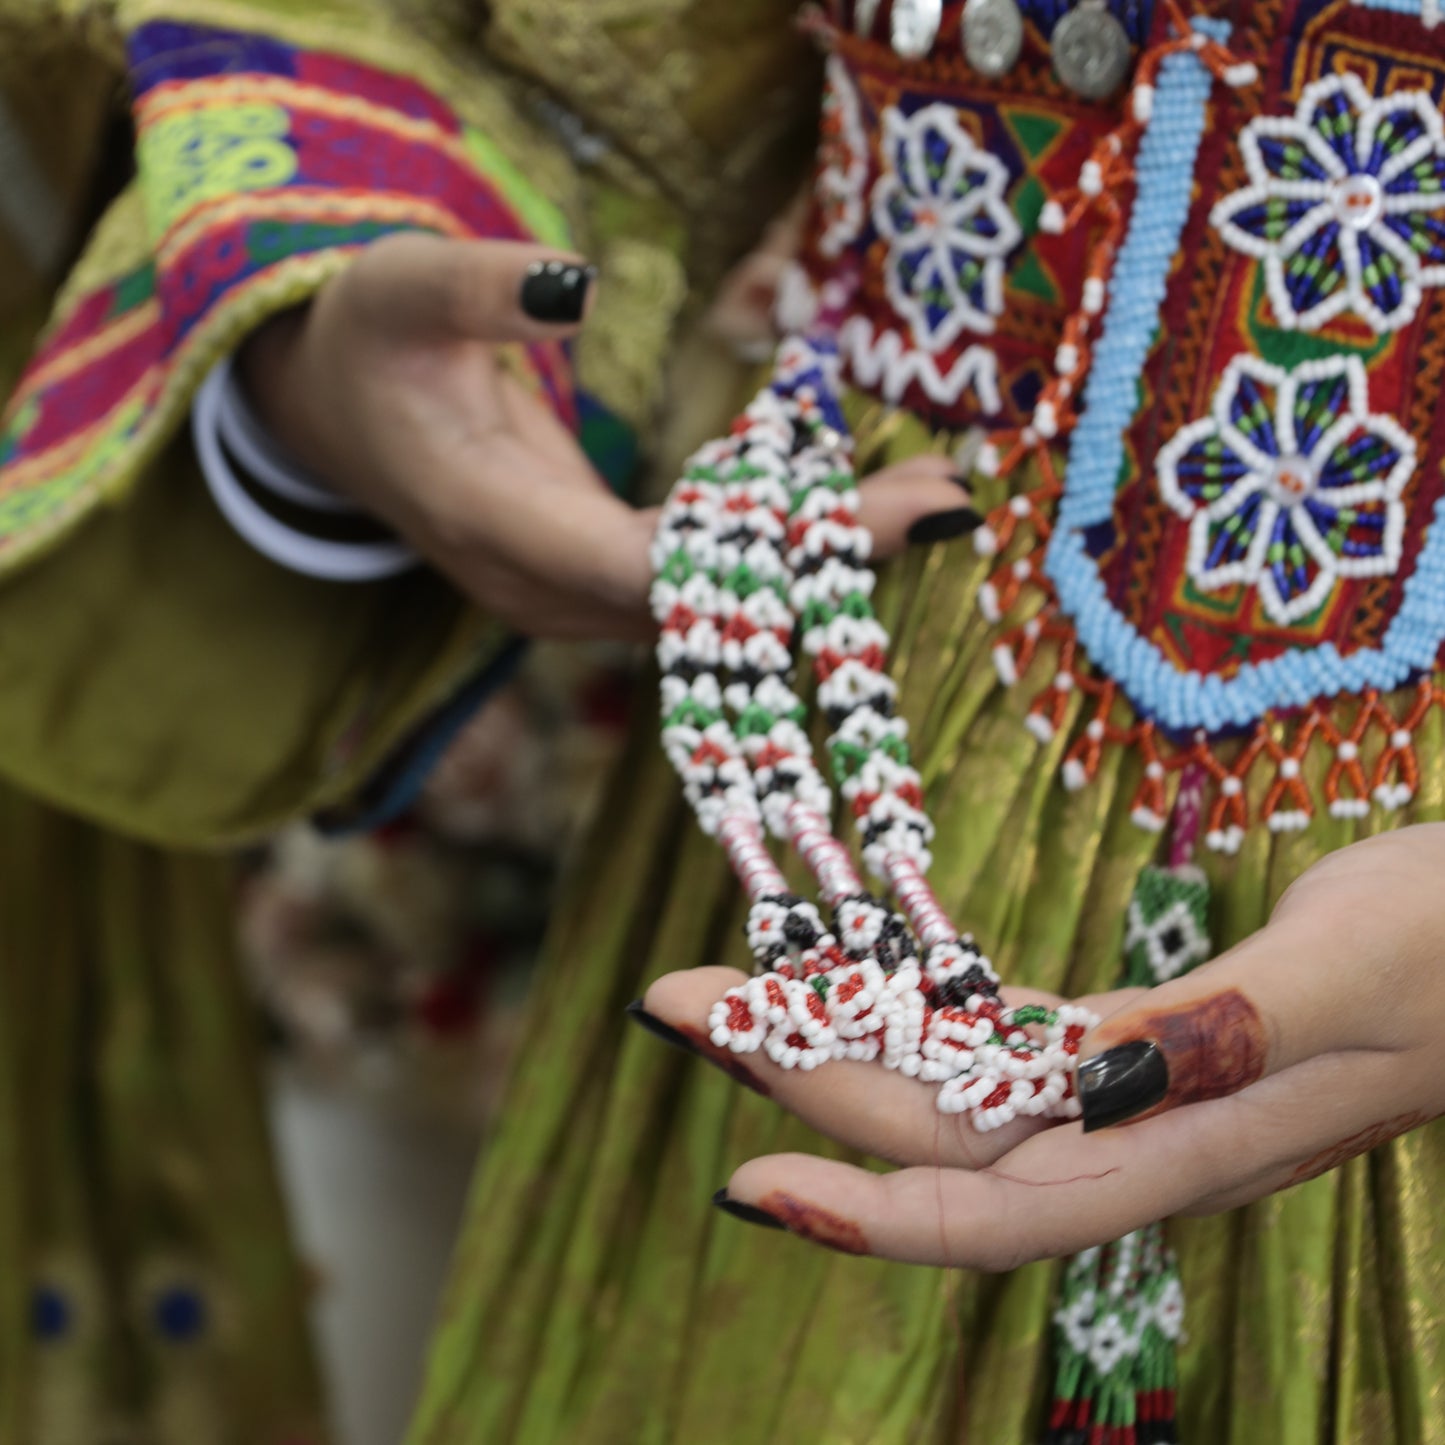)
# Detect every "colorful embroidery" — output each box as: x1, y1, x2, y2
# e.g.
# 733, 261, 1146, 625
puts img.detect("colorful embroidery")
872, 102, 1020, 349
137, 101, 299, 236
1211, 75, 1445, 333
1158, 354, 1414, 625
956, 0, 1445, 844
797, 17, 1126, 429
0, 21, 575, 569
